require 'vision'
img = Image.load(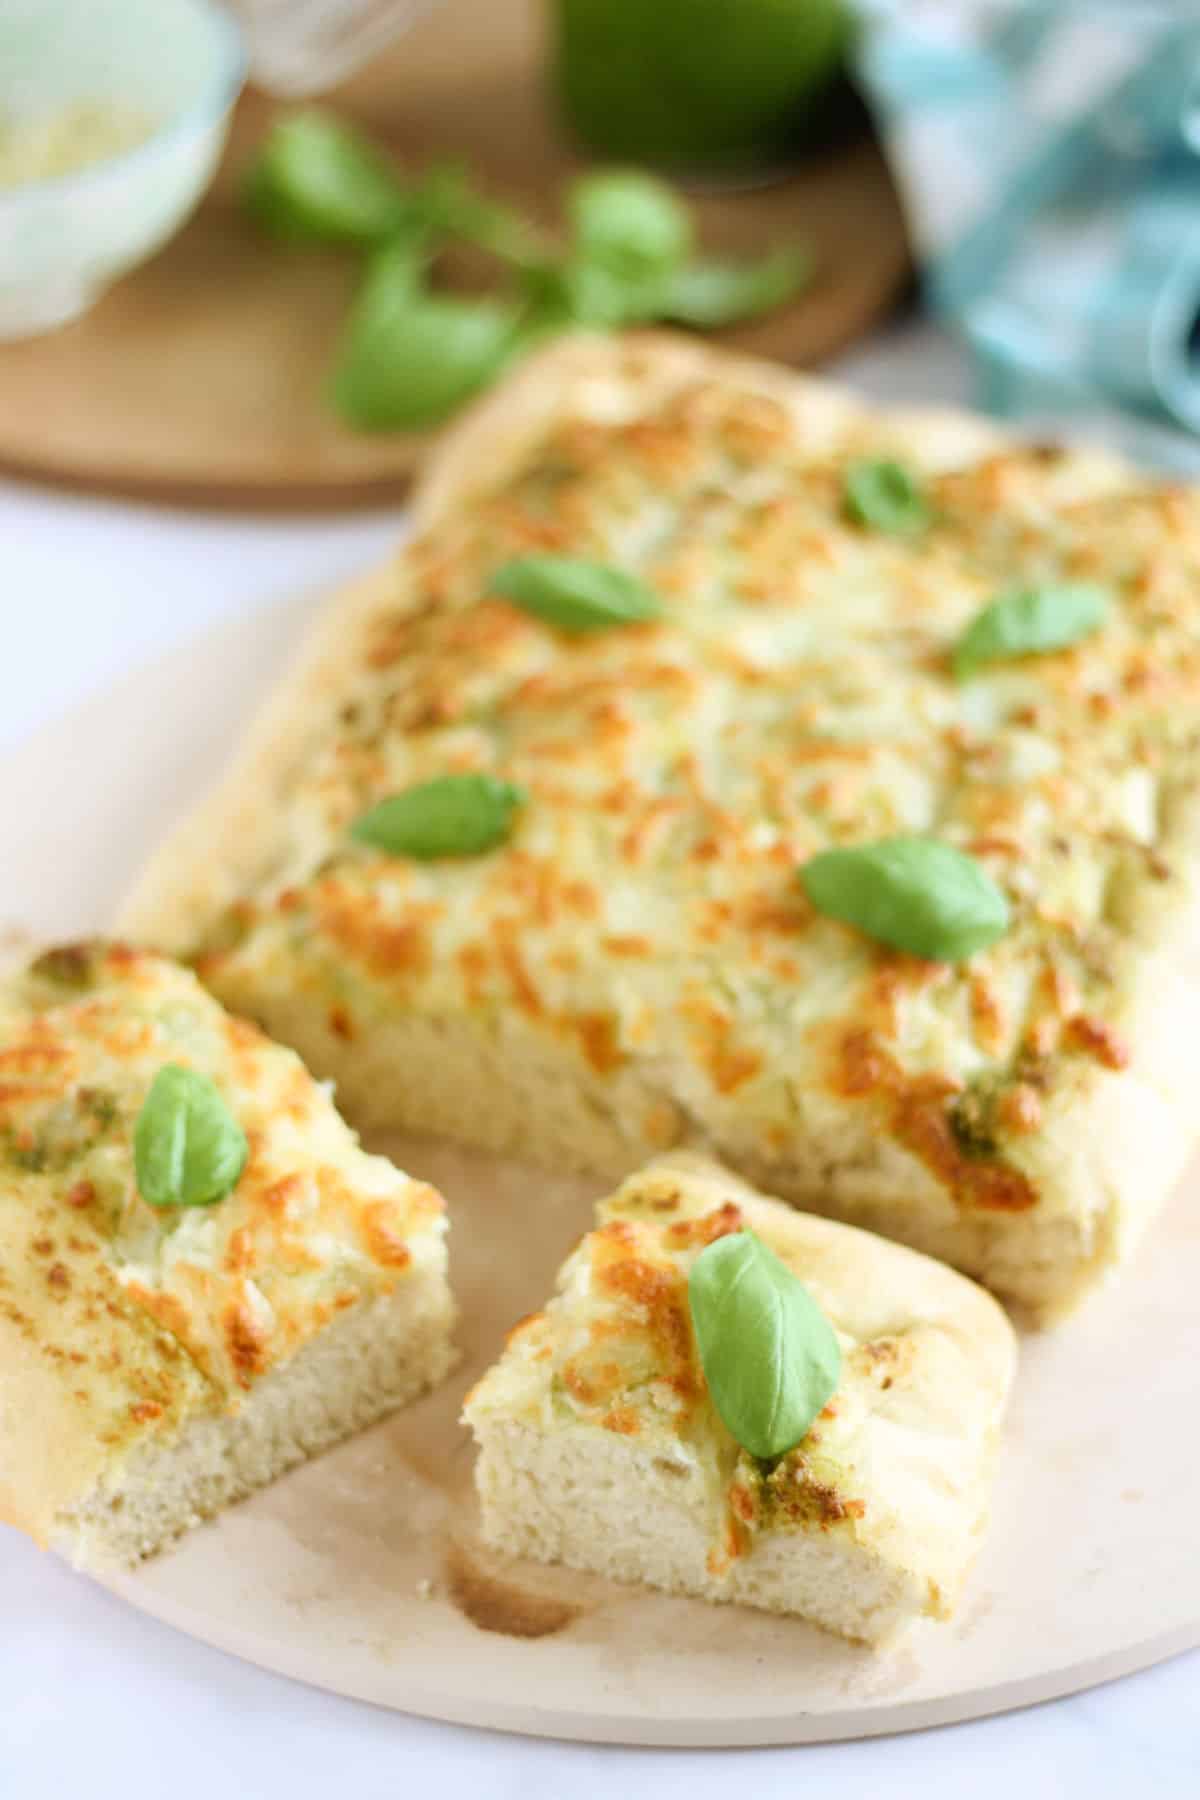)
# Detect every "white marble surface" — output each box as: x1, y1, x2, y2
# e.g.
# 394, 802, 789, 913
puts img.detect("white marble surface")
3, 324, 1198, 1796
